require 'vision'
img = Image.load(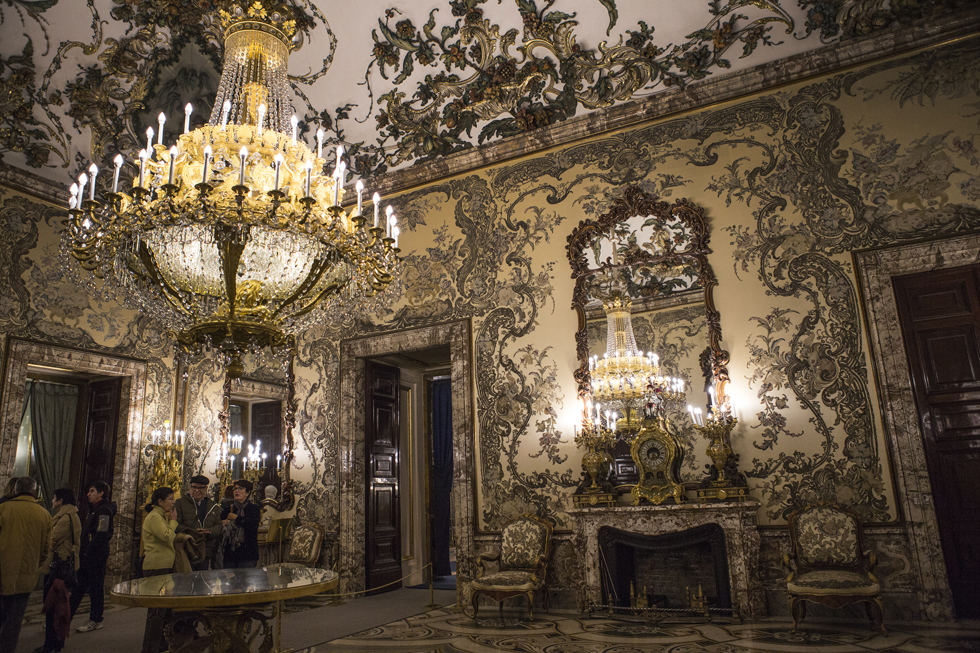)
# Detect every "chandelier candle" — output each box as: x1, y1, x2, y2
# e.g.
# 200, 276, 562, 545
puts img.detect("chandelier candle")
157, 113, 165, 145
168, 146, 177, 186
88, 164, 98, 201
290, 114, 297, 144
68, 183, 78, 210
146, 127, 153, 154
112, 154, 123, 193
201, 145, 212, 185
221, 100, 231, 130
355, 180, 364, 215
257, 103, 266, 136
373, 192, 380, 228
273, 152, 284, 191
184, 103, 193, 134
